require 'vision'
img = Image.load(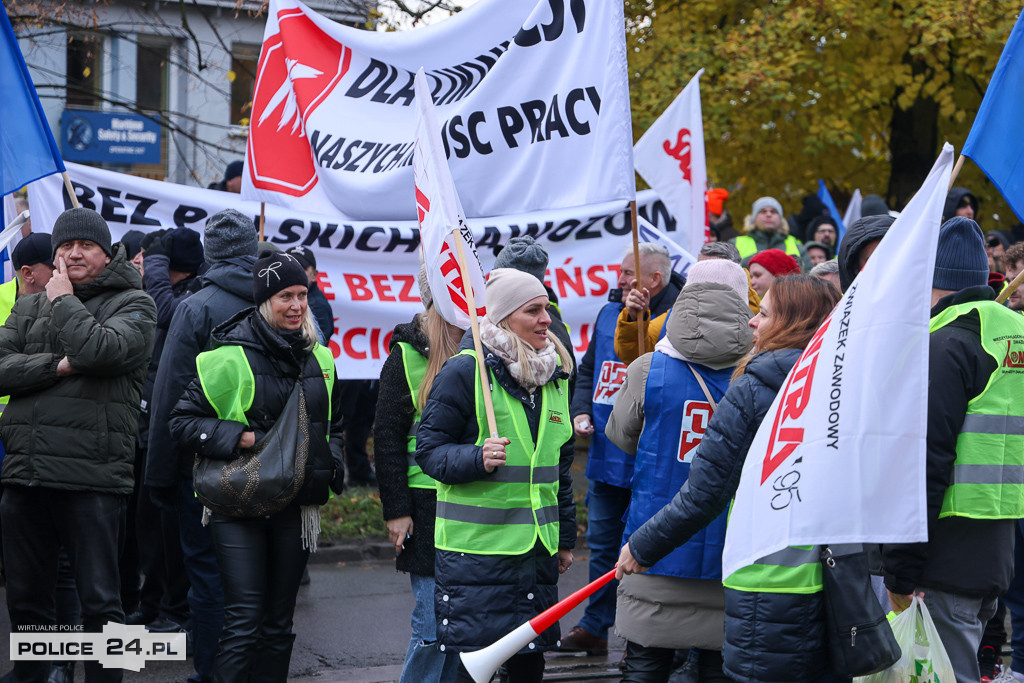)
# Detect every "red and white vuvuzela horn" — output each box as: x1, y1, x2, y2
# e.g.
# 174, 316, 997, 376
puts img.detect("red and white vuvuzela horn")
459, 568, 617, 683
